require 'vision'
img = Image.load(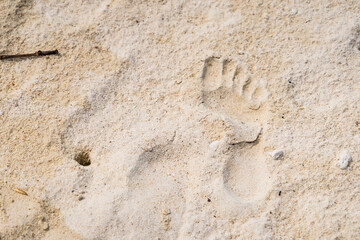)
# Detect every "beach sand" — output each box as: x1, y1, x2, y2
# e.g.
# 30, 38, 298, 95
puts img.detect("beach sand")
1, 1, 360, 239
